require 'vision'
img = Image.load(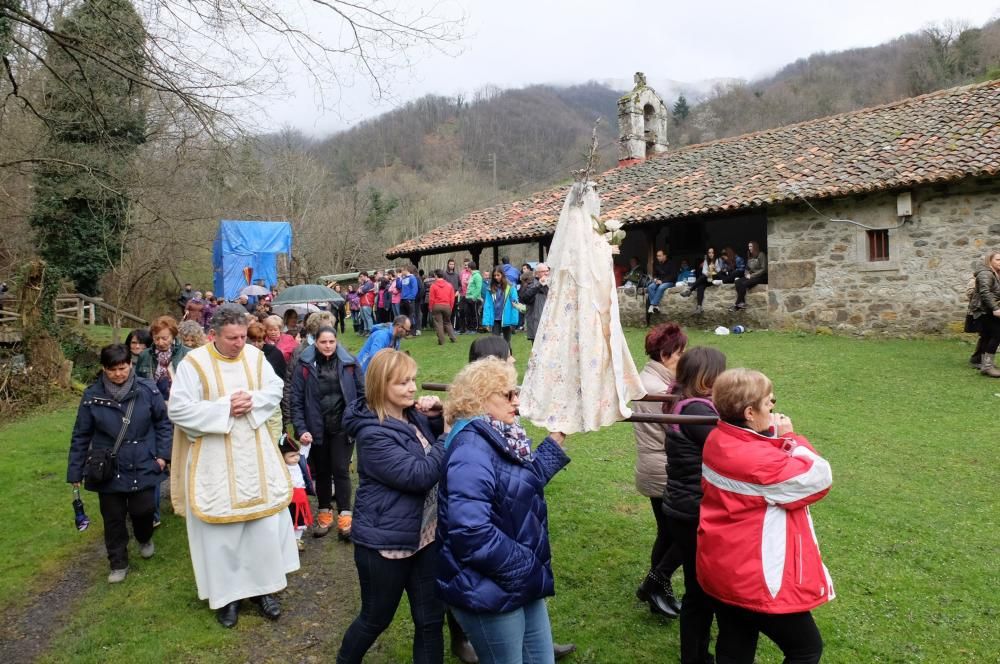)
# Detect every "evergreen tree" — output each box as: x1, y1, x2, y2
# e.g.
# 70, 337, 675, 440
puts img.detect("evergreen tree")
29, 0, 147, 296
672, 95, 690, 125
